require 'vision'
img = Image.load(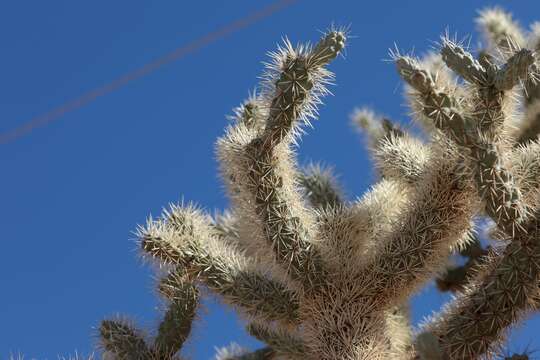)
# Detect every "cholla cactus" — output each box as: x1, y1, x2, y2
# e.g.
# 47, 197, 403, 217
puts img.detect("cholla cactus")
101, 8, 540, 360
